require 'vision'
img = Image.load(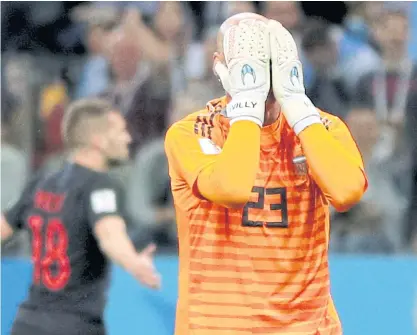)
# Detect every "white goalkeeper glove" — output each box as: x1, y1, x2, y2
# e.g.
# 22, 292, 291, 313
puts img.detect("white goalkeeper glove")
268, 20, 321, 135
214, 19, 271, 127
